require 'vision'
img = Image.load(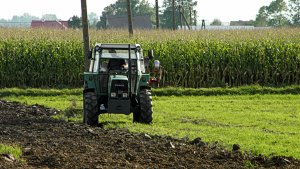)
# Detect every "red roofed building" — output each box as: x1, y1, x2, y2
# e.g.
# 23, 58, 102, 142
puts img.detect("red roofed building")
31, 20, 68, 29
